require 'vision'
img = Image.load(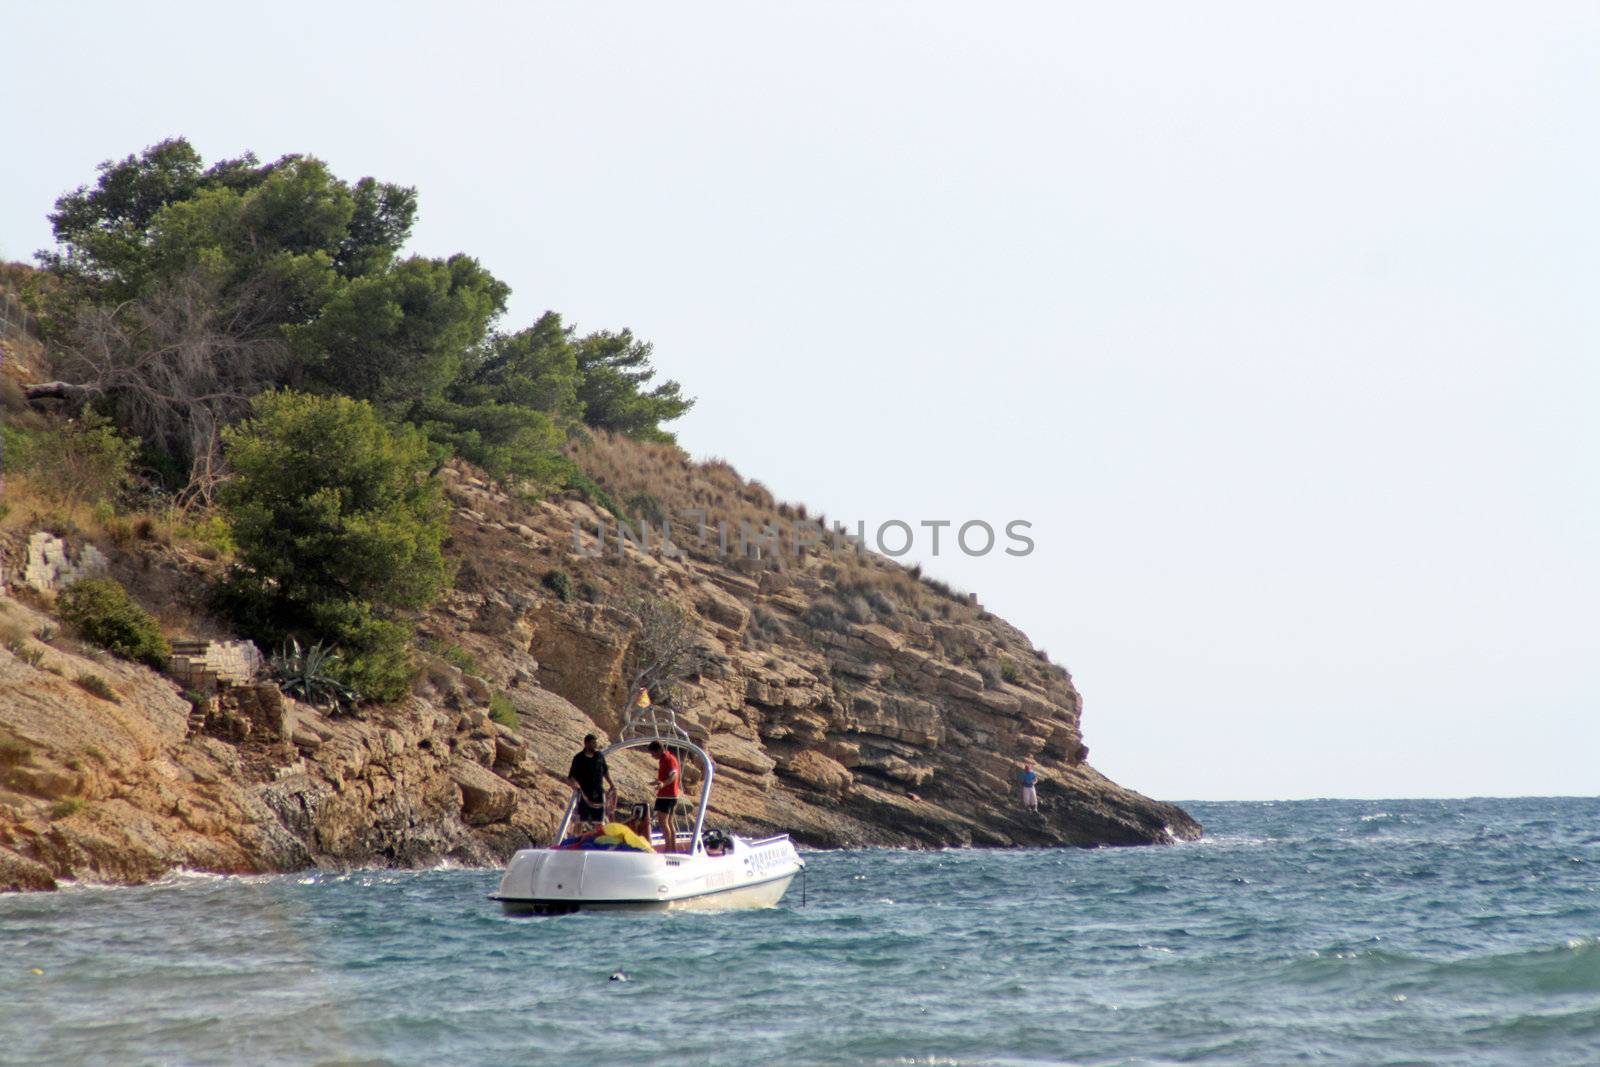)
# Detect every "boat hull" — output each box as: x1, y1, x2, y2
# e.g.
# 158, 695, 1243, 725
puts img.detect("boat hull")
494, 835, 802, 916
497, 871, 797, 916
